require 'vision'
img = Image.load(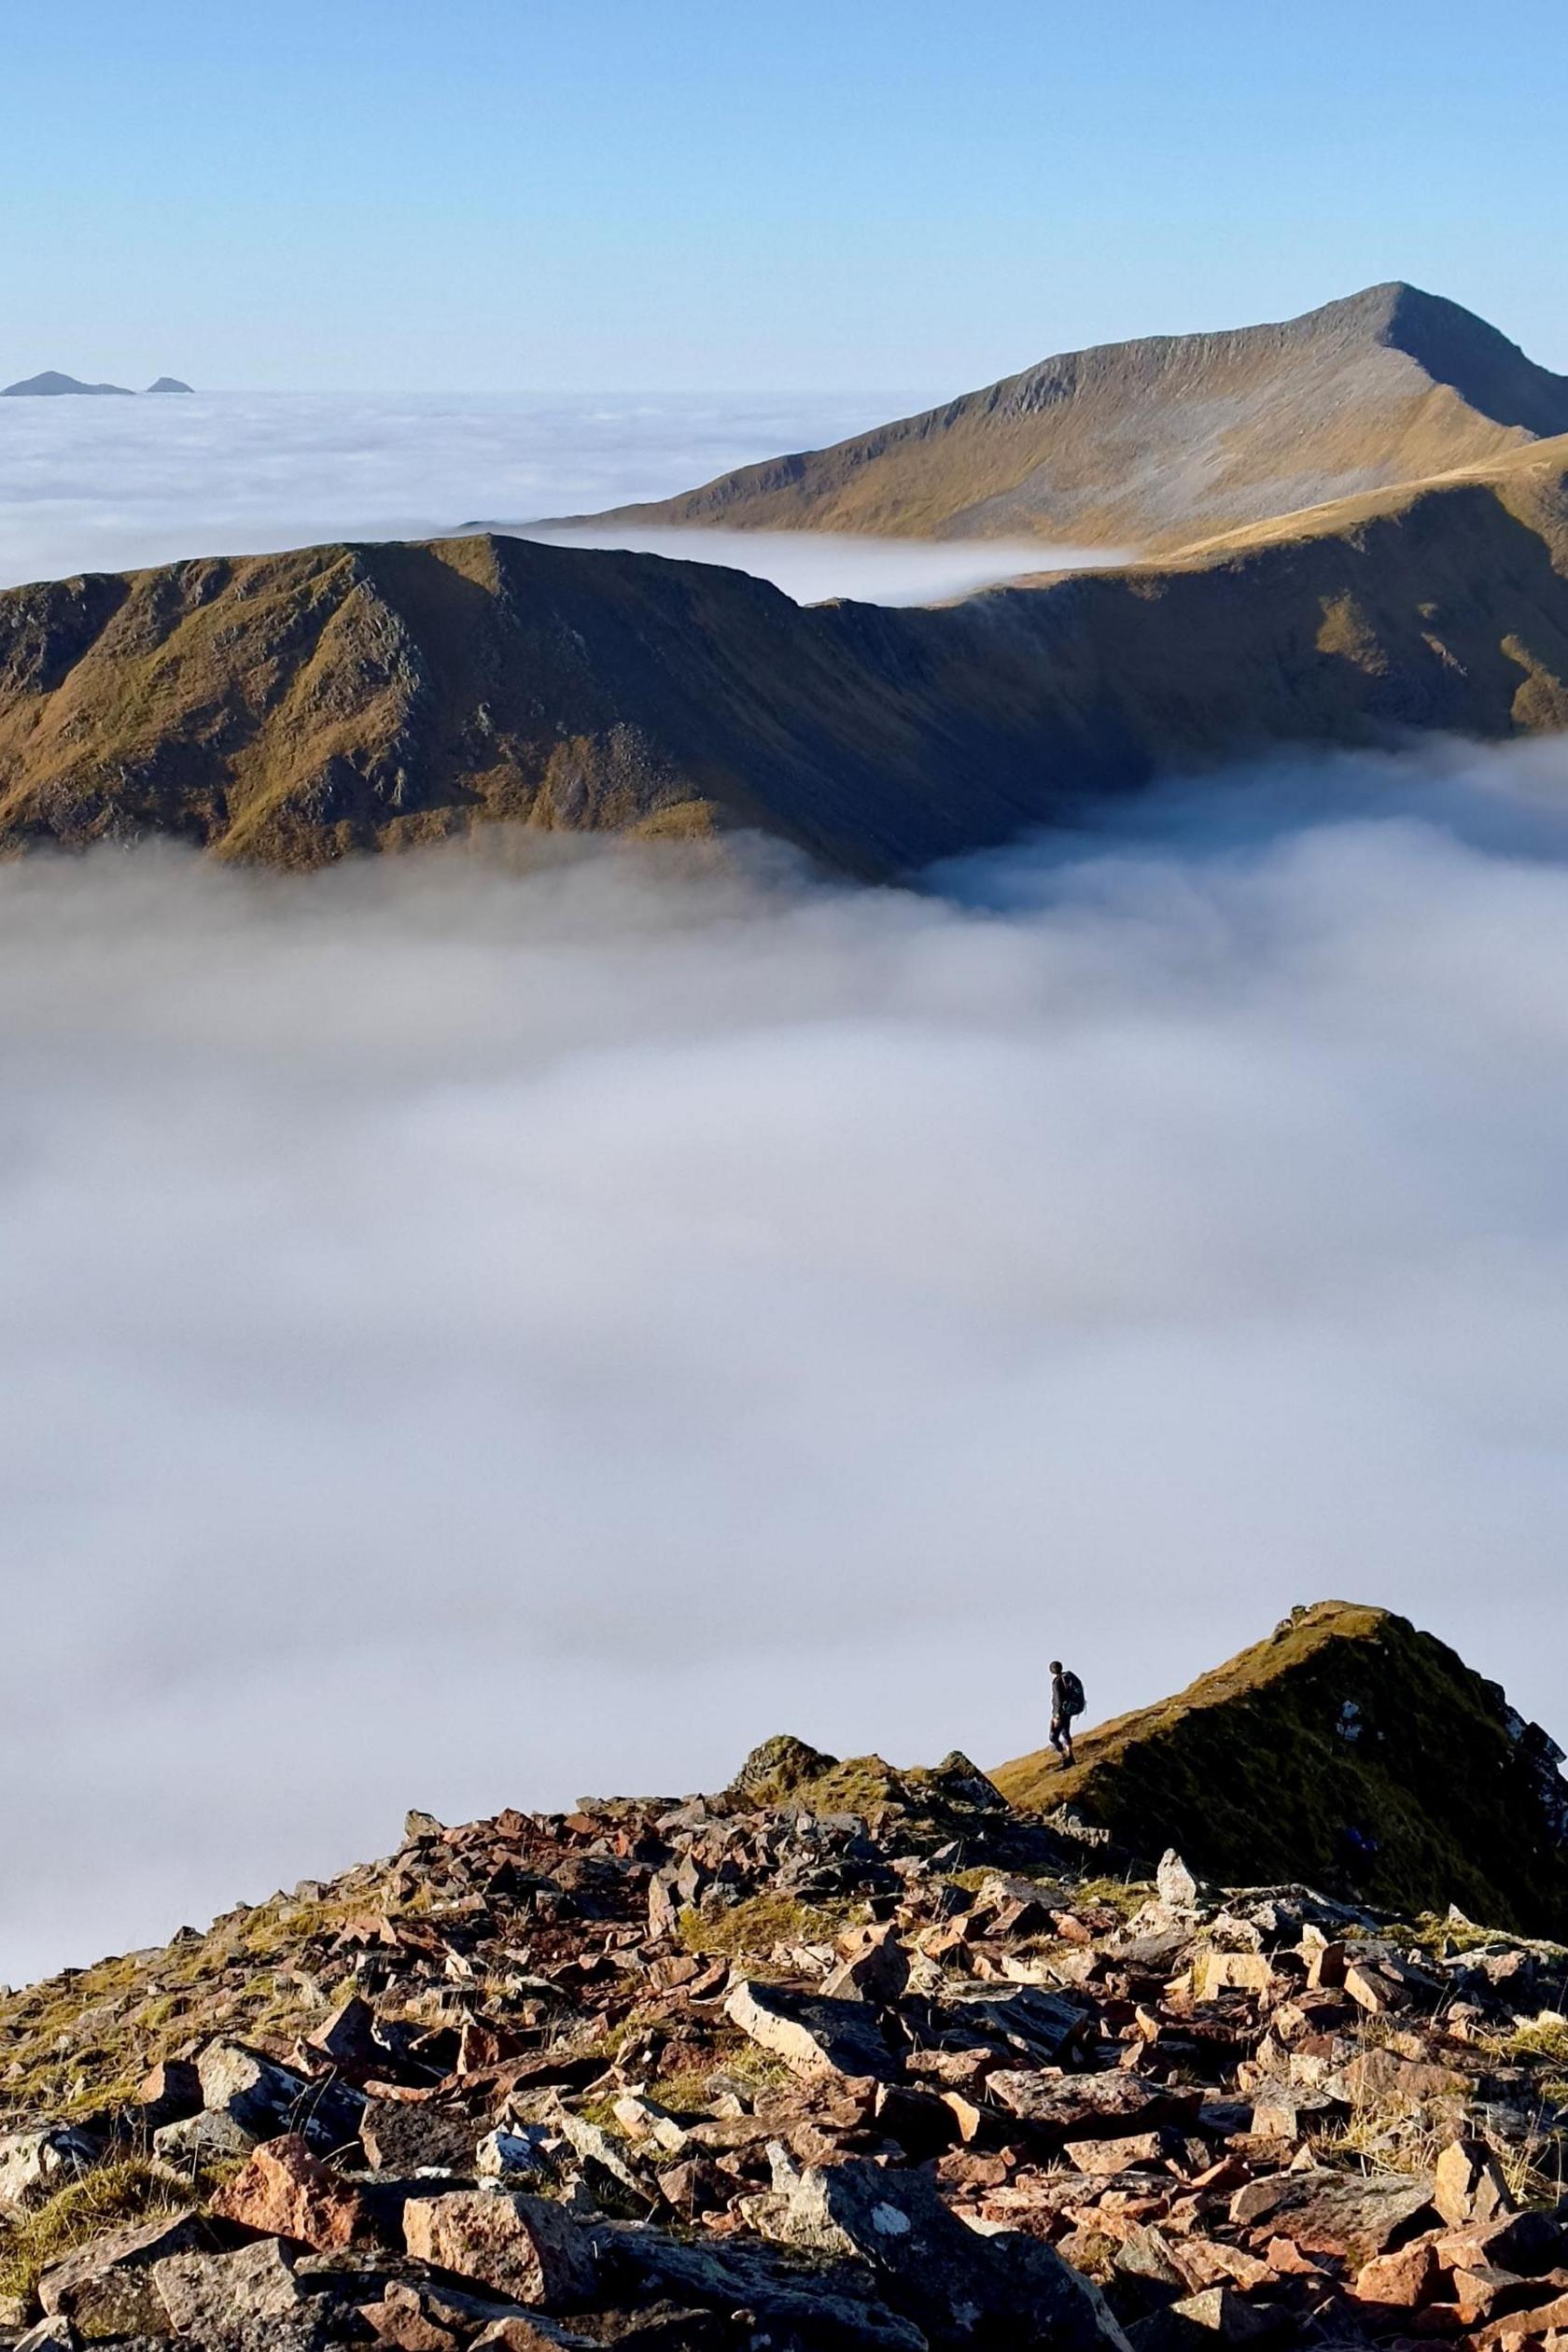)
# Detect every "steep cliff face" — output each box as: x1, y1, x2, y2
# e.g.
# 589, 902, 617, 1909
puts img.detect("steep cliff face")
556, 284, 1568, 552
1, 439, 1567, 875
995, 1602, 1568, 1938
